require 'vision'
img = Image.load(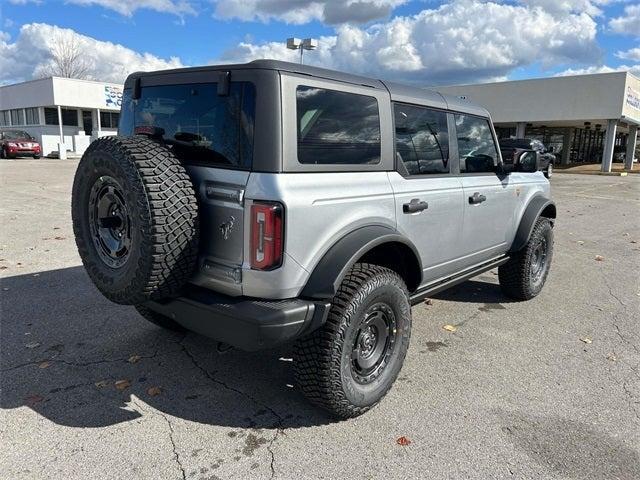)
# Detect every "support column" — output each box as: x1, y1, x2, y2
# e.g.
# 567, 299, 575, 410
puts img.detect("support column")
561, 128, 573, 165
601, 119, 617, 172
515, 122, 526, 138
57, 105, 67, 160
625, 125, 637, 170
96, 108, 102, 137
